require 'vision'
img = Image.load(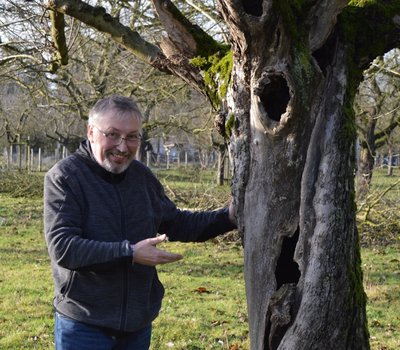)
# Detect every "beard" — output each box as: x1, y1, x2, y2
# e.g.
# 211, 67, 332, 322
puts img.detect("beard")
102, 150, 134, 174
